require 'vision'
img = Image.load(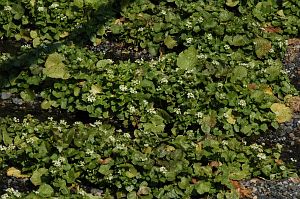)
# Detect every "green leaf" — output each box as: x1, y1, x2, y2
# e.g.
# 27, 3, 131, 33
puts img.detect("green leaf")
178, 177, 190, 189
33, 38, 41, 48
99, 165, 112, 175
266, 63, 281, 81
254, 37, 272, 58
30, 30, 38, 39
164, 36, 177, 49
96, 59, 113, 68
230, 35, 249, 46
226, 0, 239, 7
231, 66, 247, 82
41, 100, 52, 109
20, 89, 35, 102
127, 192, 137, 199
125, 167, 138, 178
90, 84, 102, 95
195, 181, 211, 194
2, 128, 13, 146
30, 168, 48, 186
74, 87, 81, 96
38, 184, 54, 198
74, 0, 84, 8
177, 47, 198, 70
43, 53, 70, 79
